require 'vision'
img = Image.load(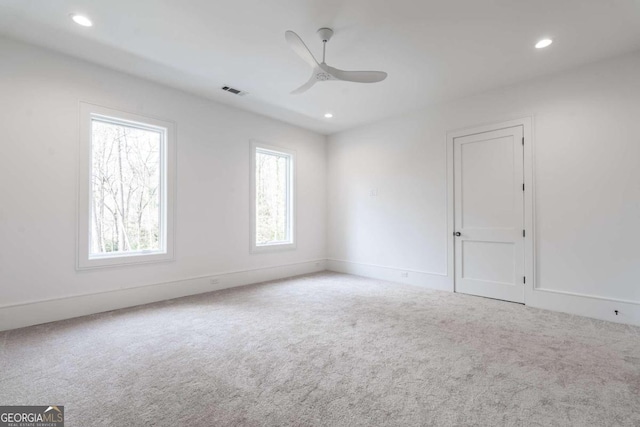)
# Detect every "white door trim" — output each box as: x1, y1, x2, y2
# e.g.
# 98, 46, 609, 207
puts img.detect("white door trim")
446, 117, 534, 304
